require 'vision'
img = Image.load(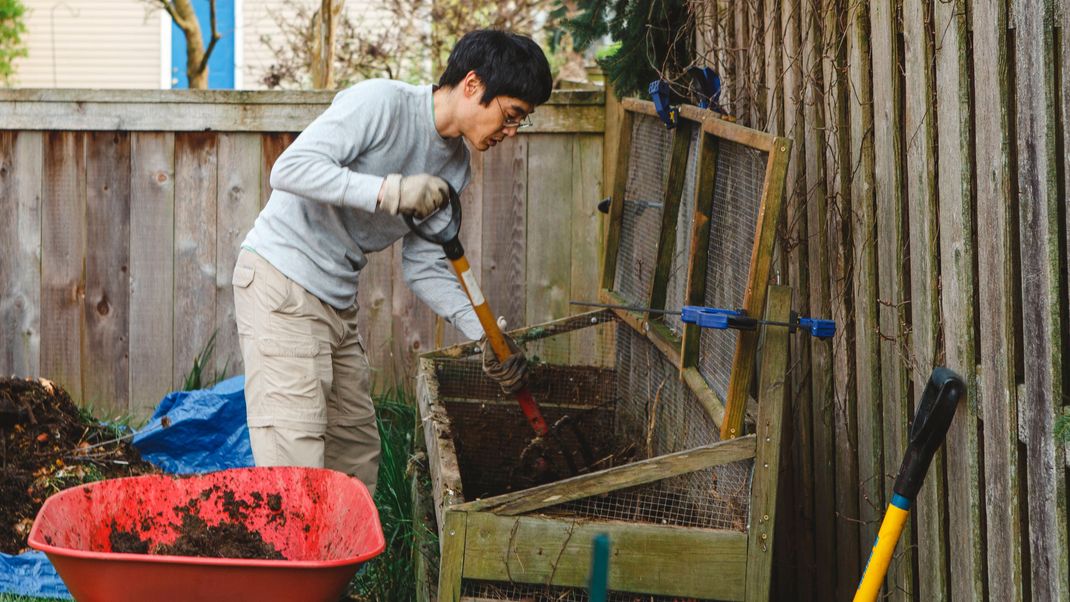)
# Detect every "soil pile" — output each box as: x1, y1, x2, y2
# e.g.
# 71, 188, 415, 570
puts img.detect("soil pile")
0, 377, 158, 554
109, 485, 287, 560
